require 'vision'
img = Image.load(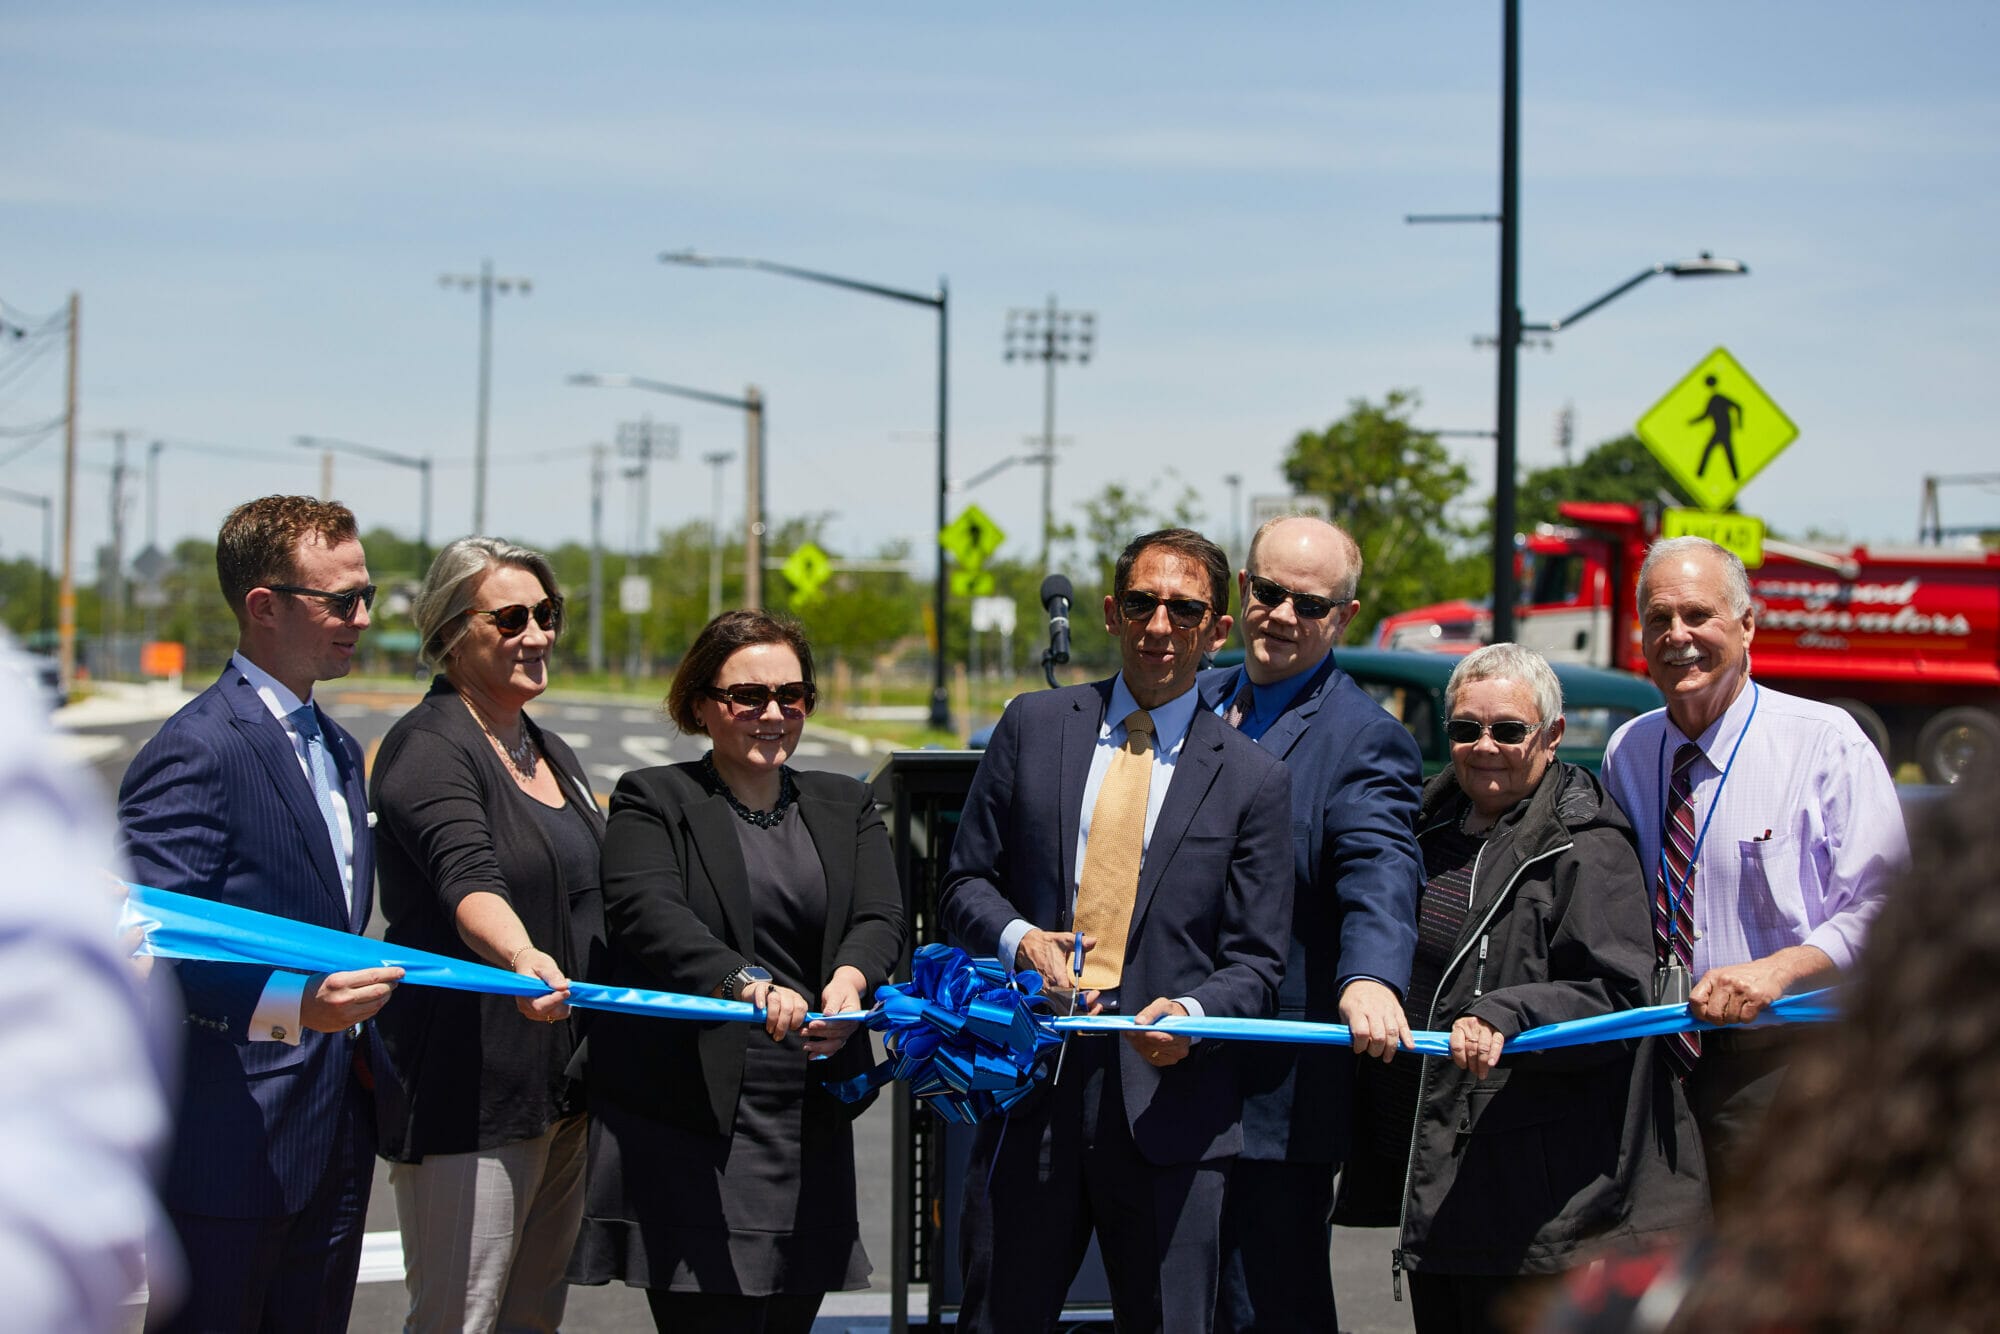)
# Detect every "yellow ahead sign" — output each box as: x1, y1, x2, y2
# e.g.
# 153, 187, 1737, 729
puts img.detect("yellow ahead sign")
1635, 347, 1797, 512
1661, 507, 1766, 569
940, 504, 1006, 569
